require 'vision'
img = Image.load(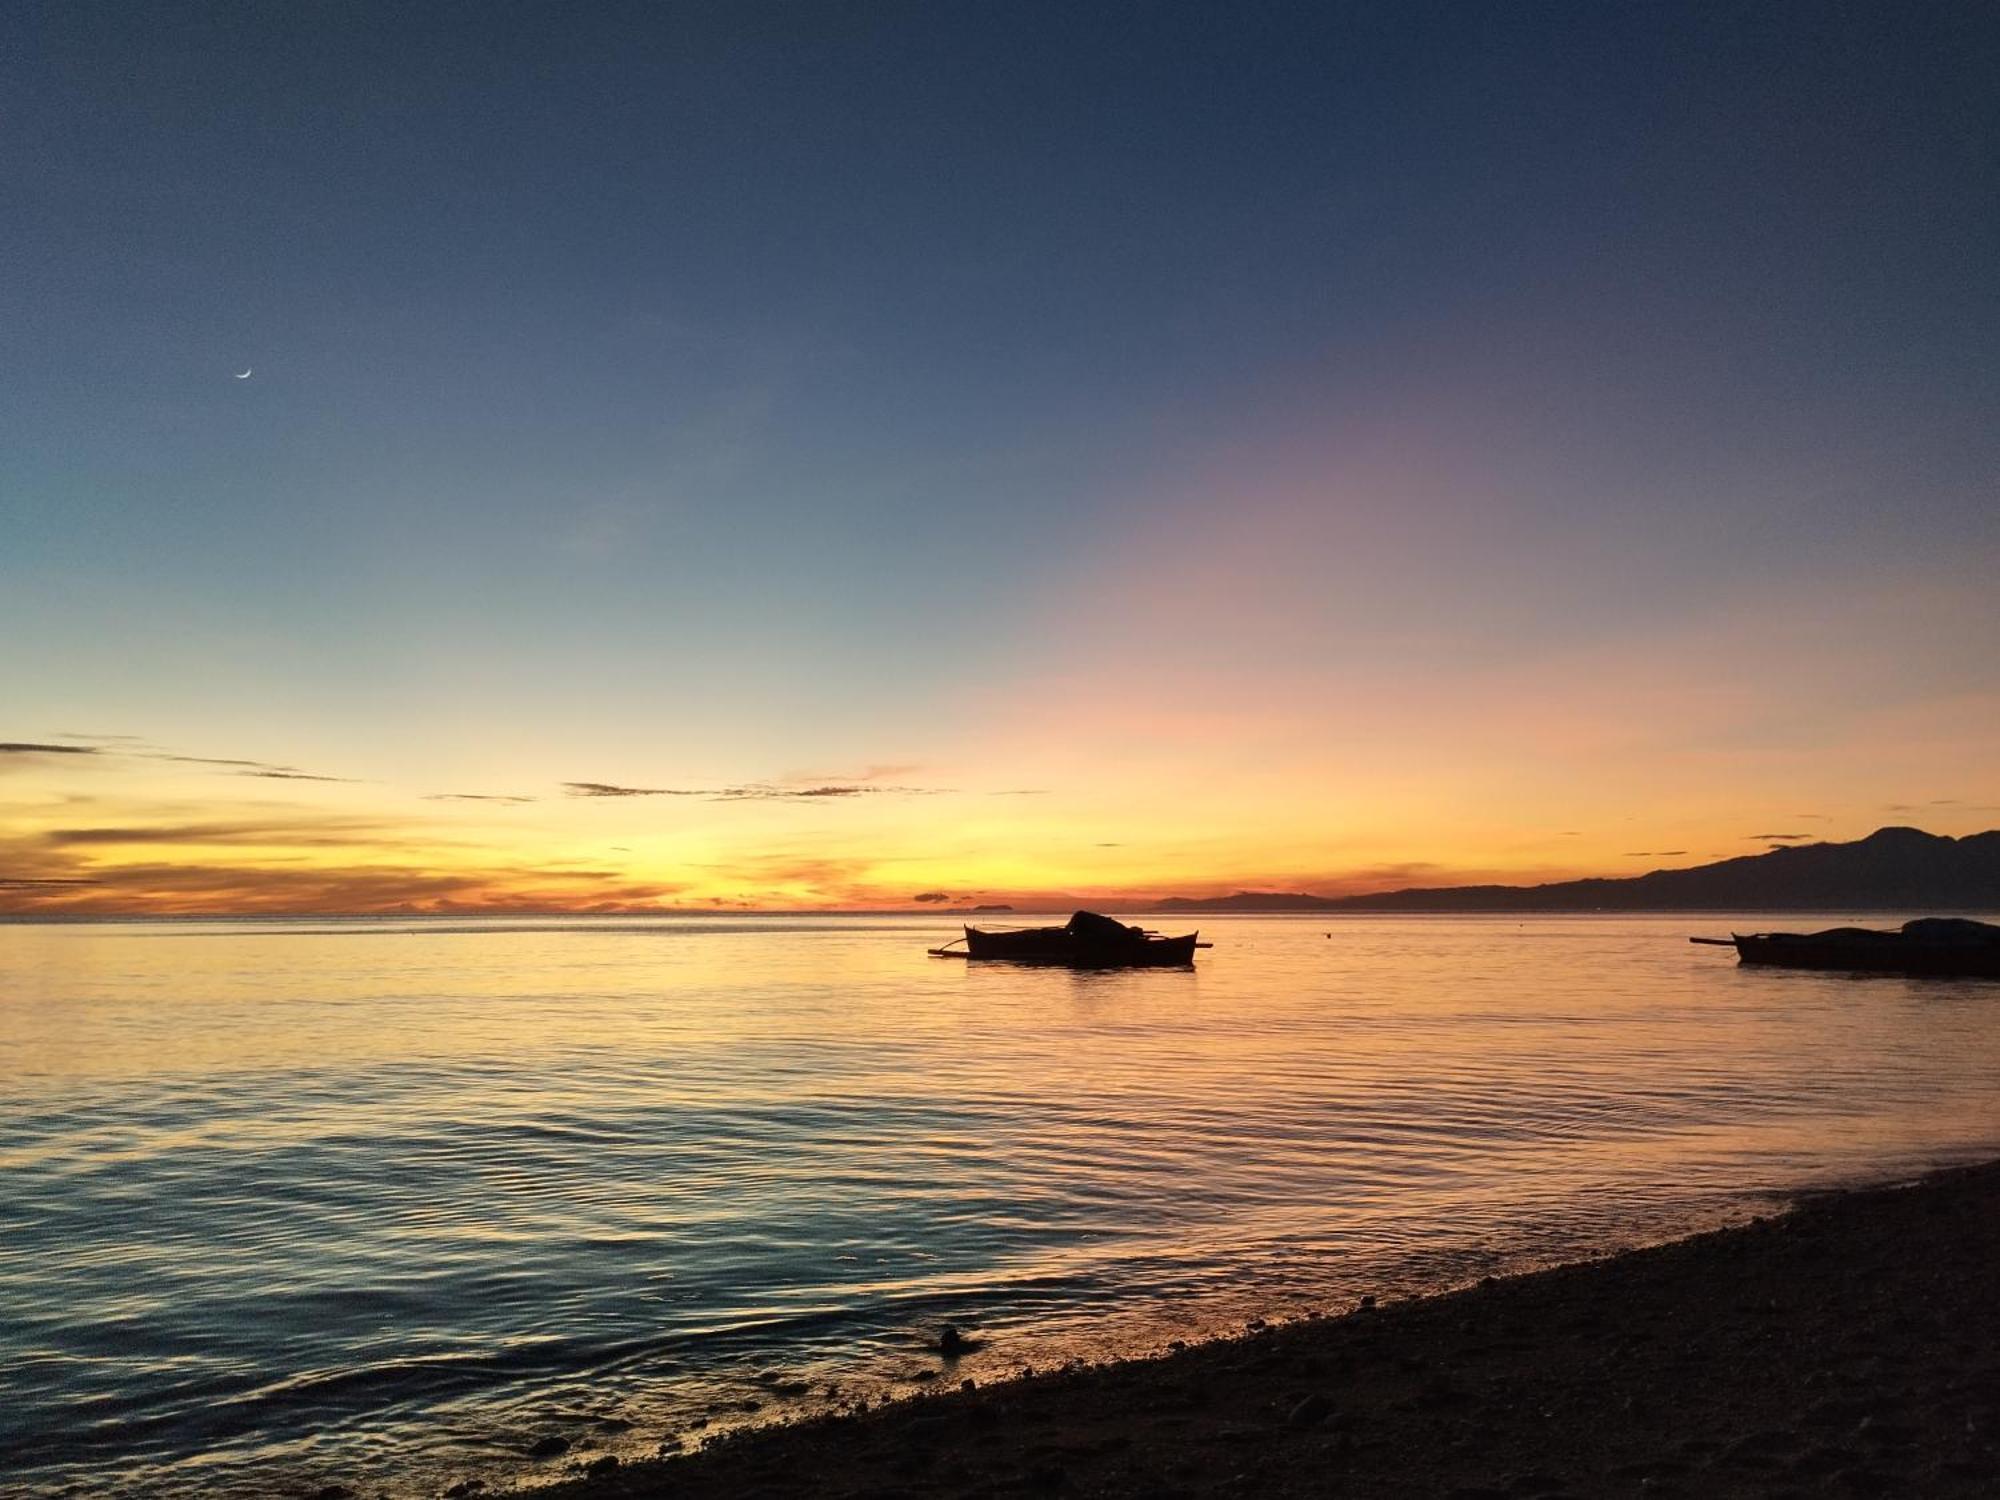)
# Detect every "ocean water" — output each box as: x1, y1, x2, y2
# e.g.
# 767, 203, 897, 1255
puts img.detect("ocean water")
2, 913, 1996, 1496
